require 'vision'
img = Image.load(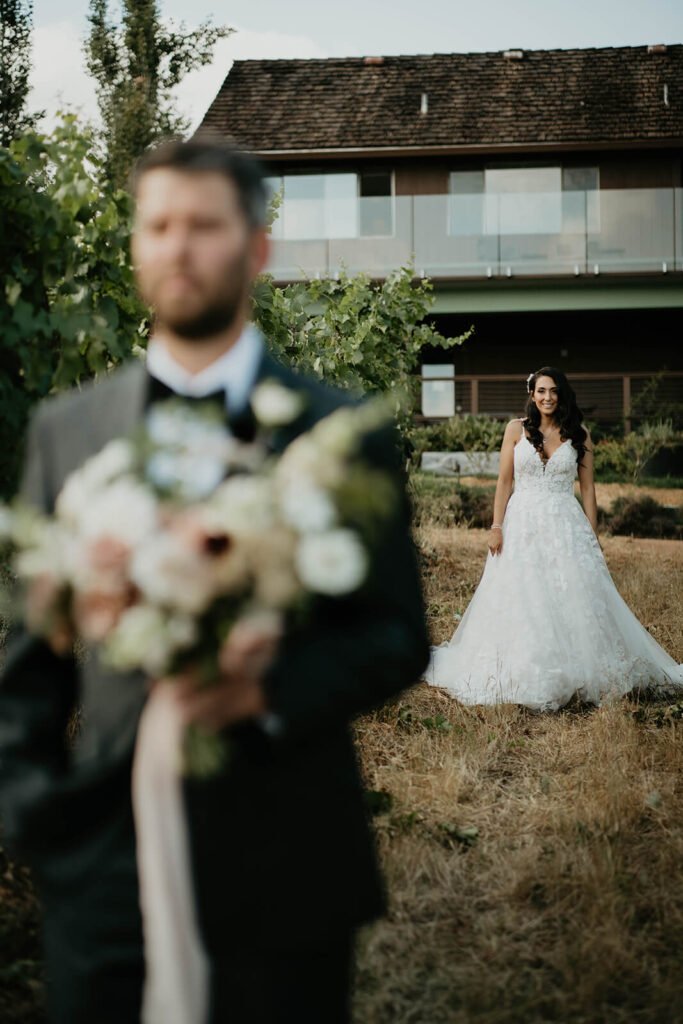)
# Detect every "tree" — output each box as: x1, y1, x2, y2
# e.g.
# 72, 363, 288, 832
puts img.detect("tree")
85, 0, 232, 188
0, 0, 41, 146
252, 267, 472, 428
1, 120, 471, 494
0, 116, 149, 496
